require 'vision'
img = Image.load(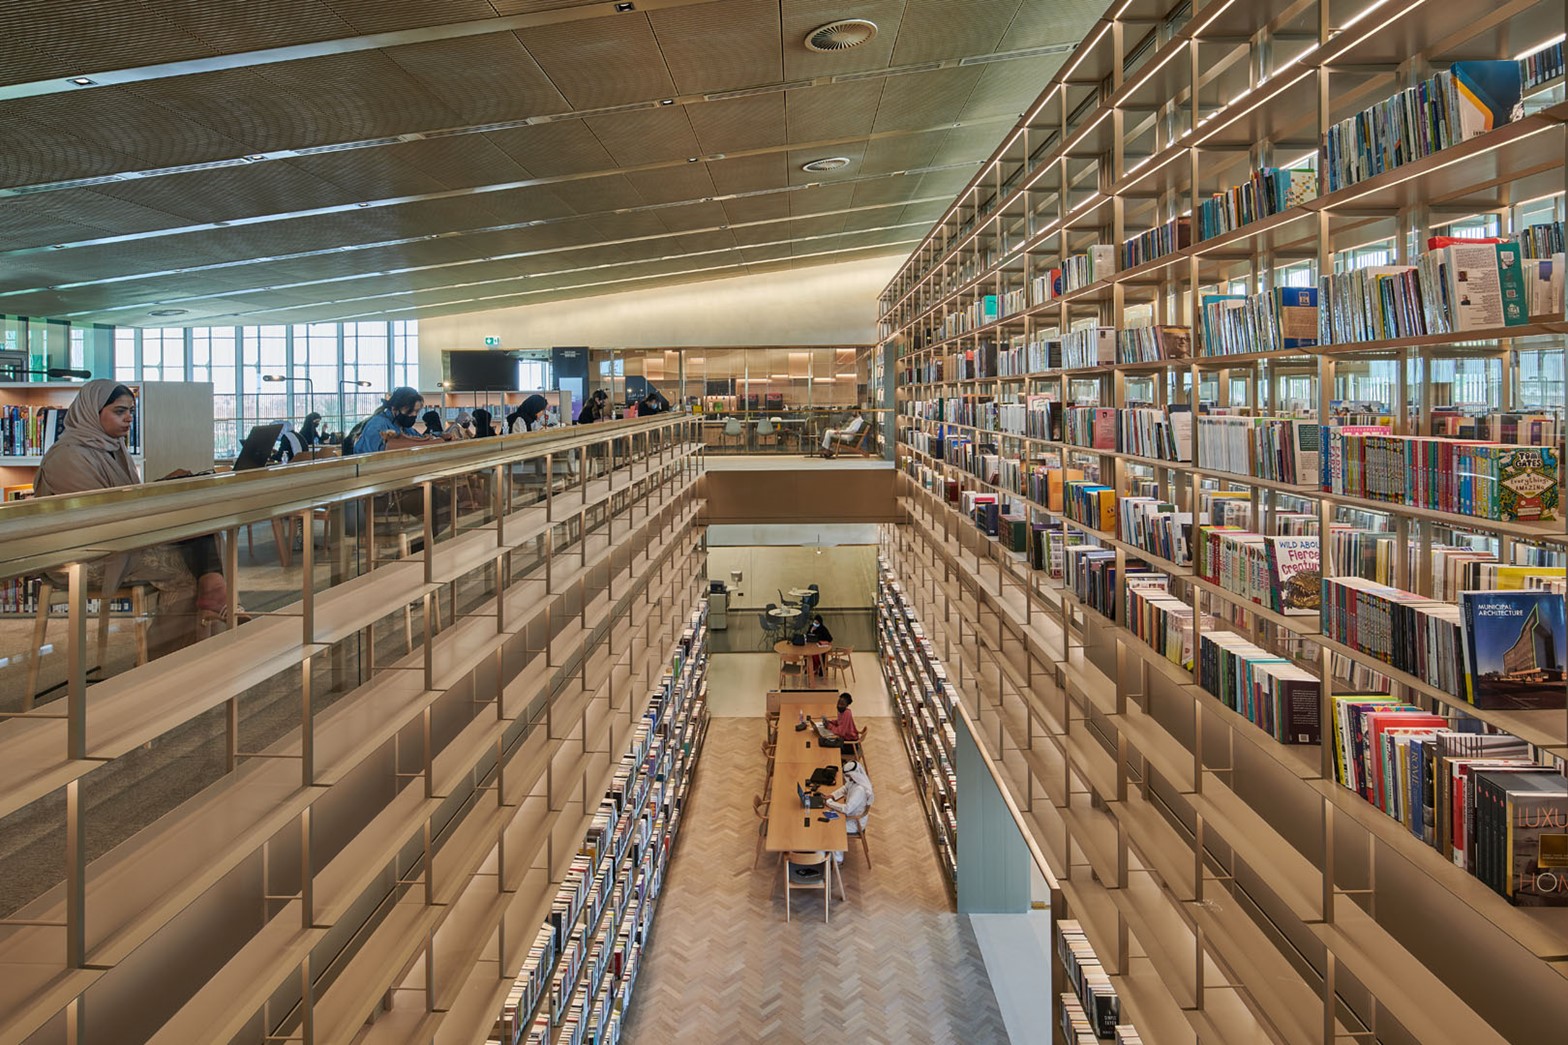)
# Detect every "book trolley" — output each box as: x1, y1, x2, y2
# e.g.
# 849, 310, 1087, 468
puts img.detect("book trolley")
879, 0, 1568, 1042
